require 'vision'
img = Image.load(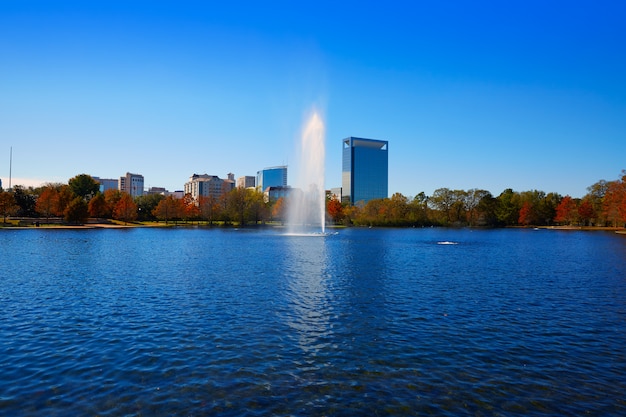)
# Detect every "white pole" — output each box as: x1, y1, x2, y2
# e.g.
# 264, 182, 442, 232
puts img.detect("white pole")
8, 146, 12, 190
